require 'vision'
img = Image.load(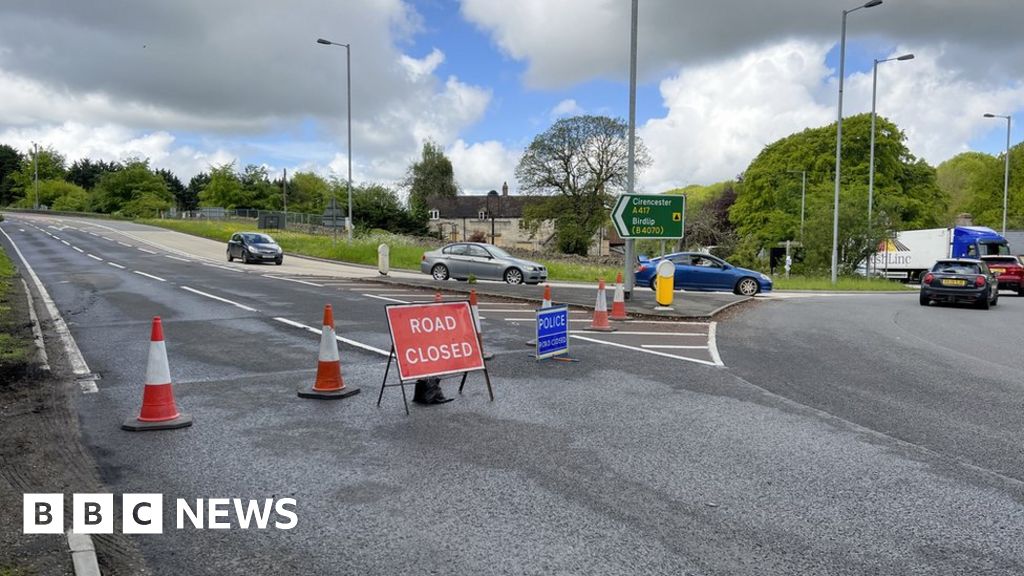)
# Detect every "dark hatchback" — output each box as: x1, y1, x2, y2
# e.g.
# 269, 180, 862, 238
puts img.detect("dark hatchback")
227, 232, 284, 265
919, 259, 998, 309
